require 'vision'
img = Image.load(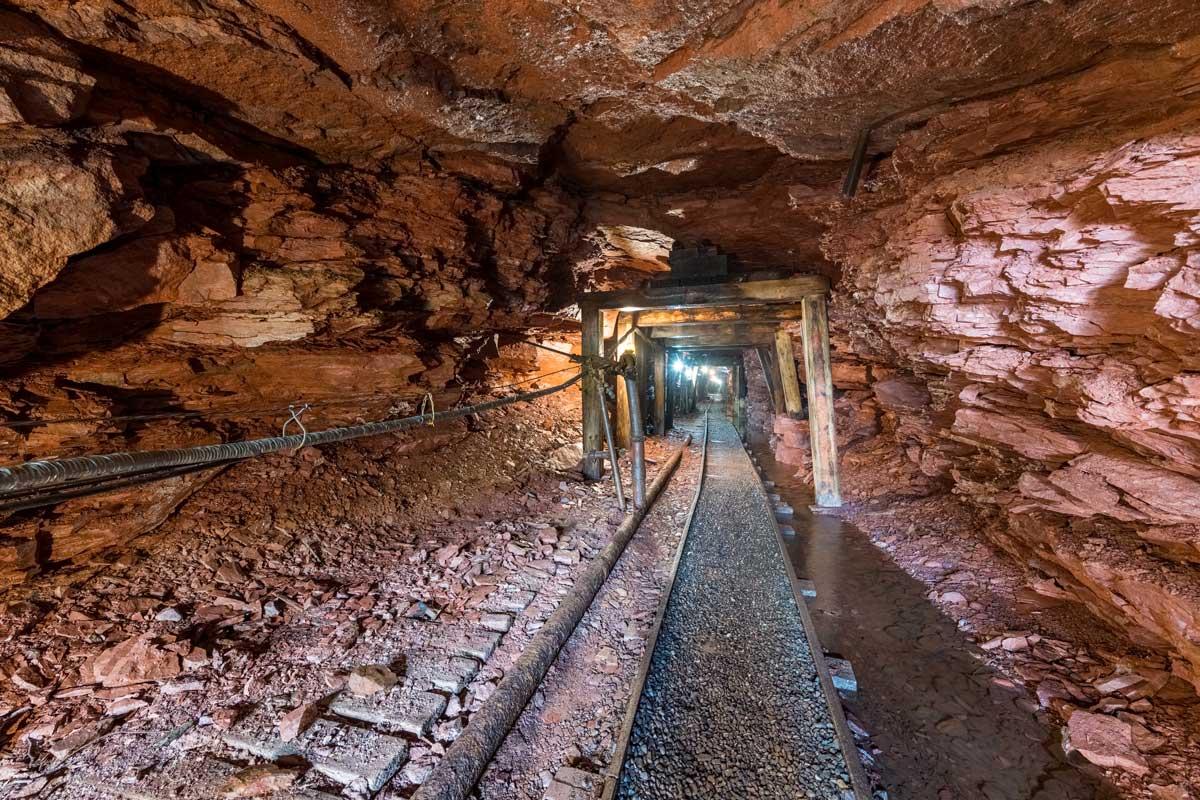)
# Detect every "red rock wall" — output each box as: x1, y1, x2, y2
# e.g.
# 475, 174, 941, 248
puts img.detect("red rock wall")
822, 39, 1200, 689
0, 11, 585, 584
